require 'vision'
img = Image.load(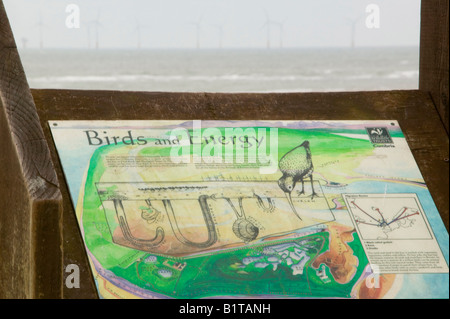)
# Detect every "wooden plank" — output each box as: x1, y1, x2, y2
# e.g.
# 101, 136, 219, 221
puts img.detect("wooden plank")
419, 0, 449, 132
0, 98, 32, 298
0, 1, 63, 298
32, 88, 449, 298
